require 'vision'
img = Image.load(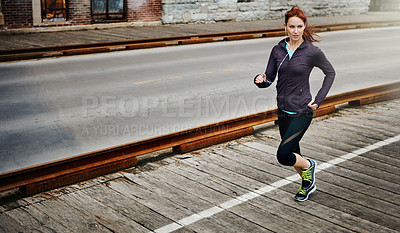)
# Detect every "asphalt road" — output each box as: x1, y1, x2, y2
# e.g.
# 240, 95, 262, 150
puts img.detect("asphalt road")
1, 26, 399, 173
